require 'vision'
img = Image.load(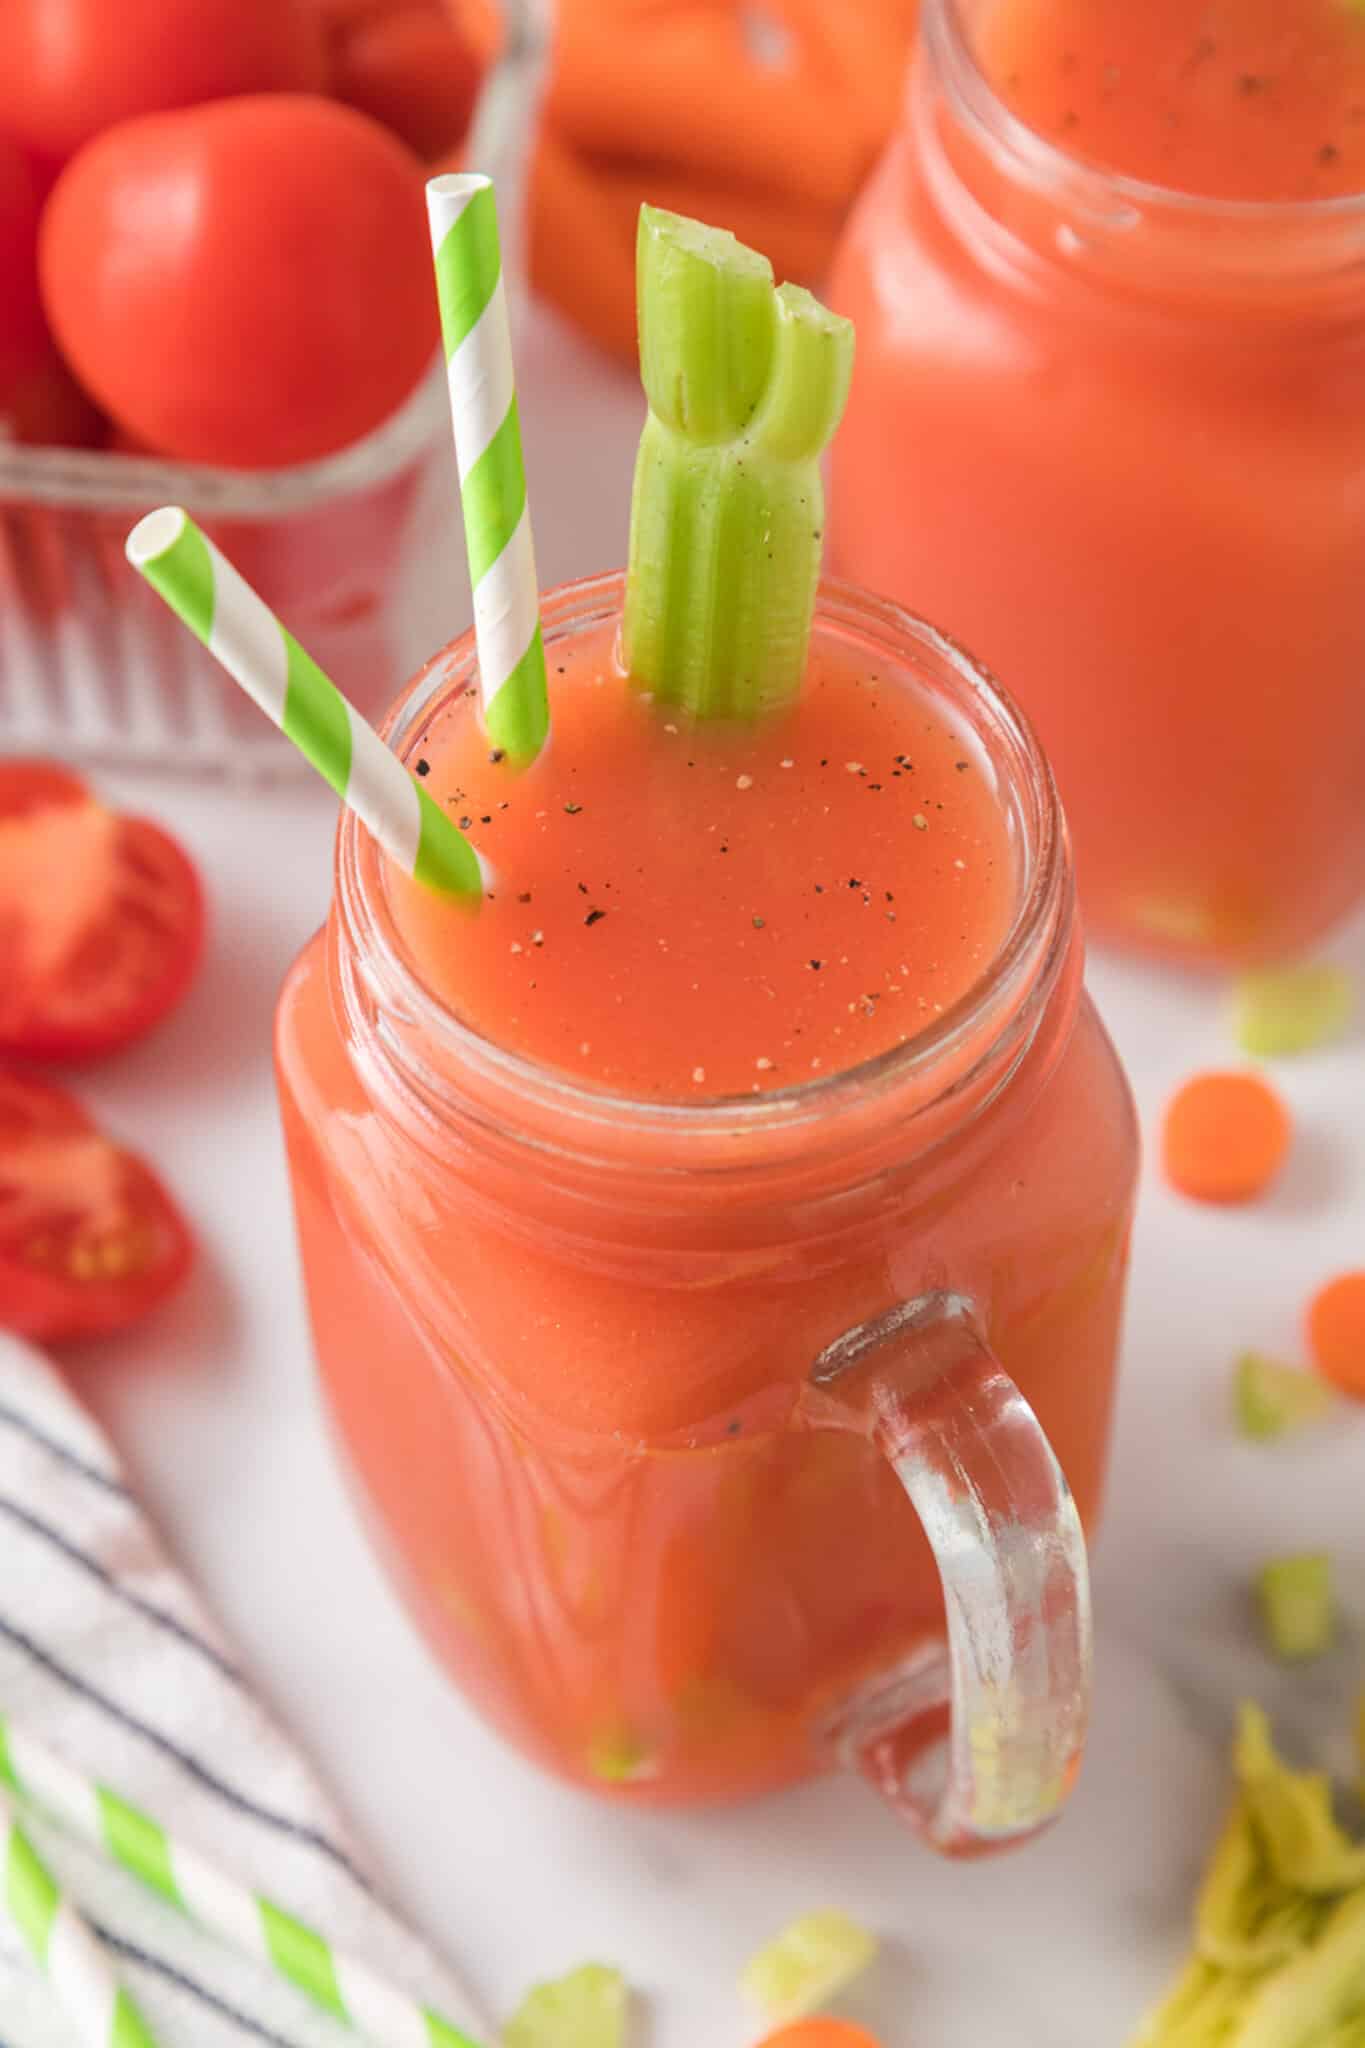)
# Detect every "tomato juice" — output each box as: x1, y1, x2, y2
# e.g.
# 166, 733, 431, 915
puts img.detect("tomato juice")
275, 575, 1138, 1808
830, 0, 1365, 965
